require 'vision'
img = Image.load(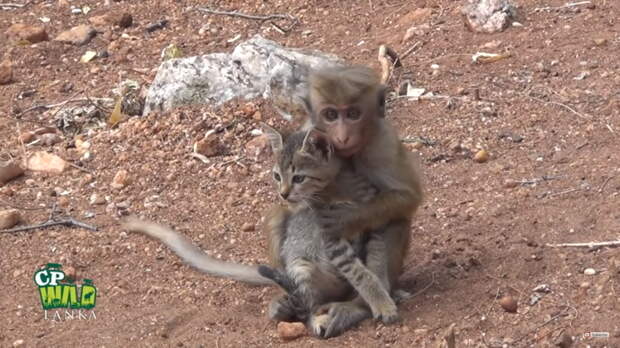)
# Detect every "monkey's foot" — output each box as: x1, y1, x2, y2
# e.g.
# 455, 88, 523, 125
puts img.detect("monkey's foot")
268, 294, 298, 322
392, 289, 413, 304
310, 302, 371, 338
